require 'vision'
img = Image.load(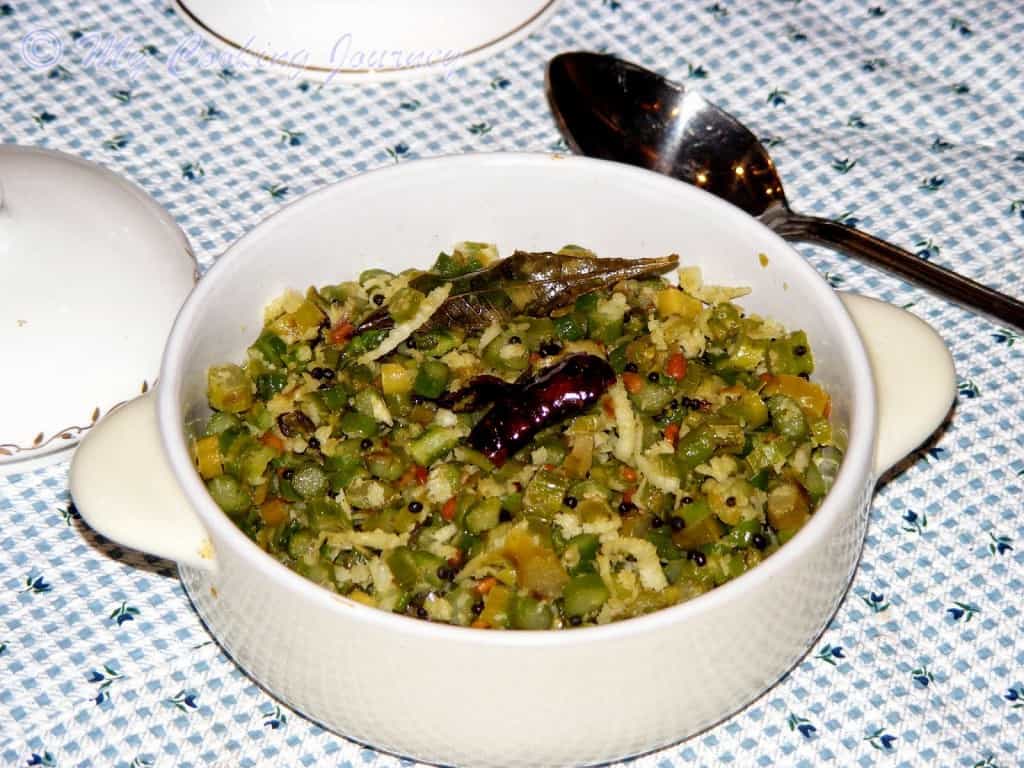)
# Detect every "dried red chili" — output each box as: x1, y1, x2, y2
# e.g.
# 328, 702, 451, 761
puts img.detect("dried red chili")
464, 354, 615, 466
